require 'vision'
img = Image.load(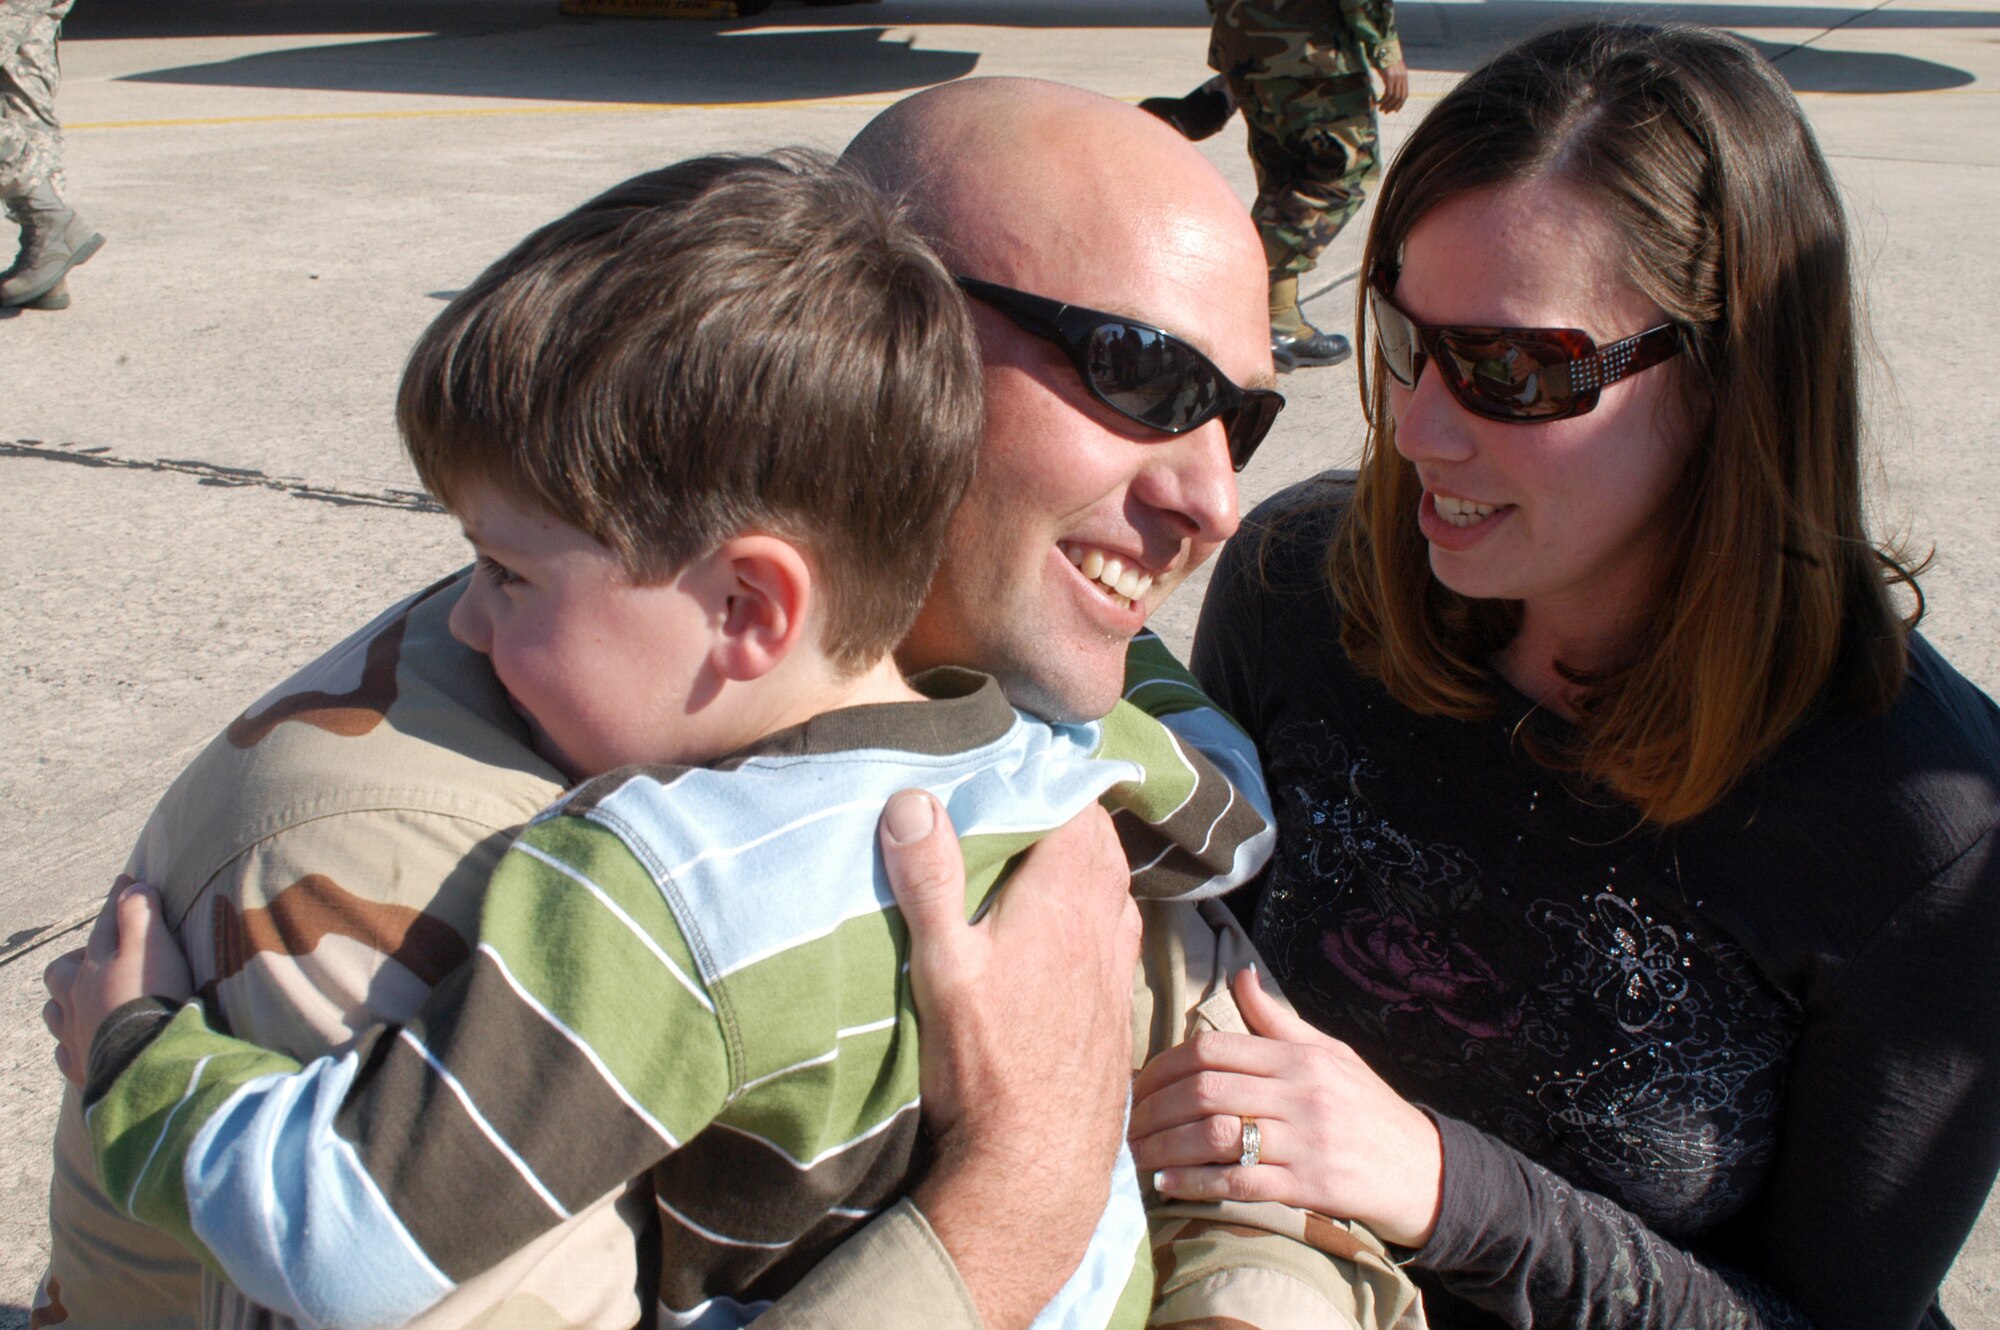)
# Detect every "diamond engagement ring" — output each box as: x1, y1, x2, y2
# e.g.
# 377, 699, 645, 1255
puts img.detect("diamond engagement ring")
1238, 1116, 1262, 1168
